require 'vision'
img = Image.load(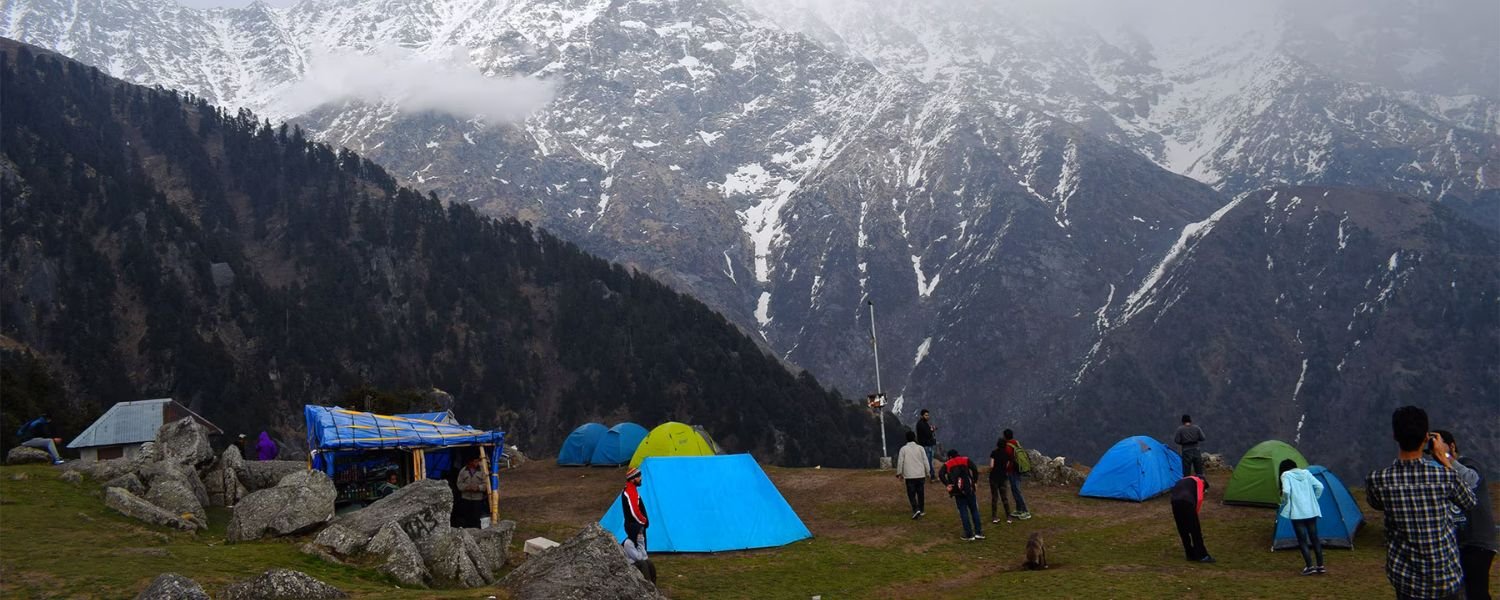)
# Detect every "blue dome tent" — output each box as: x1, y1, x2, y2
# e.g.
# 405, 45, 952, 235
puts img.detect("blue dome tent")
600, 454, 811, 552
1079, 436, 1182, 502
589, 422, 649, 466
1272, 466, 1364, 549
558, 422, 608, 466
